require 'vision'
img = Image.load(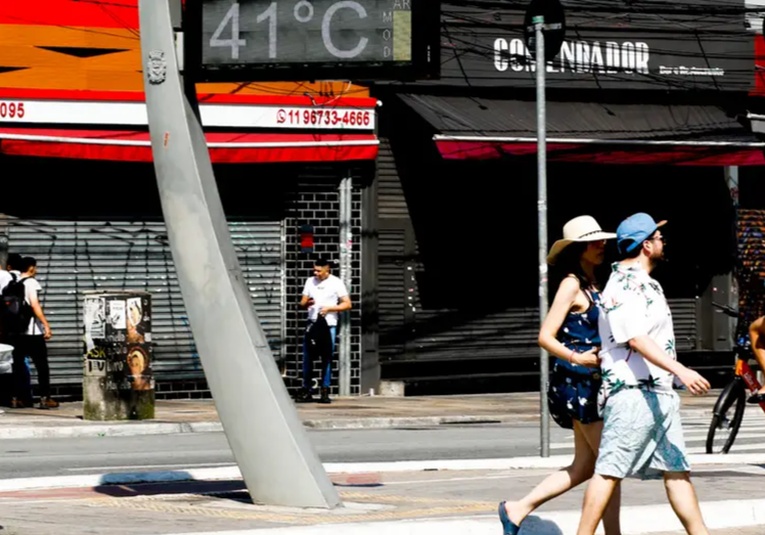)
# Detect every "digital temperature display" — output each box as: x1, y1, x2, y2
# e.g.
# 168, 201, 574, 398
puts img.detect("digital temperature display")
186, 0, 440, 82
